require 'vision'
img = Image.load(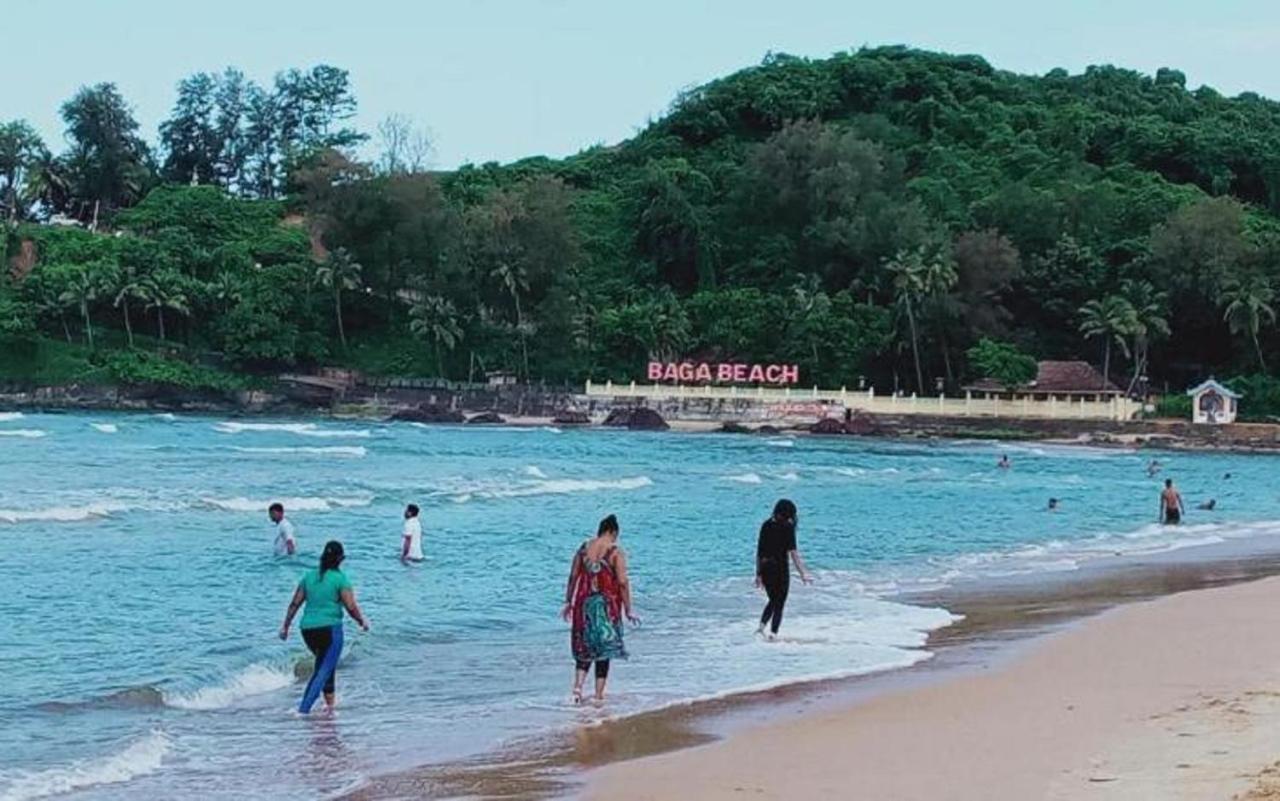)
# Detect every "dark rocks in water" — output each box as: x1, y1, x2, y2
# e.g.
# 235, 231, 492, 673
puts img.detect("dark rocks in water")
466, 411, 505, 425
755, 424, 782, 435
390, 403, 465, 424
719, 421, 751, 434
810, 417, 846, 435
552, 410, 591, 425
603, 407, 670, 431
845, 411, 880, 435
